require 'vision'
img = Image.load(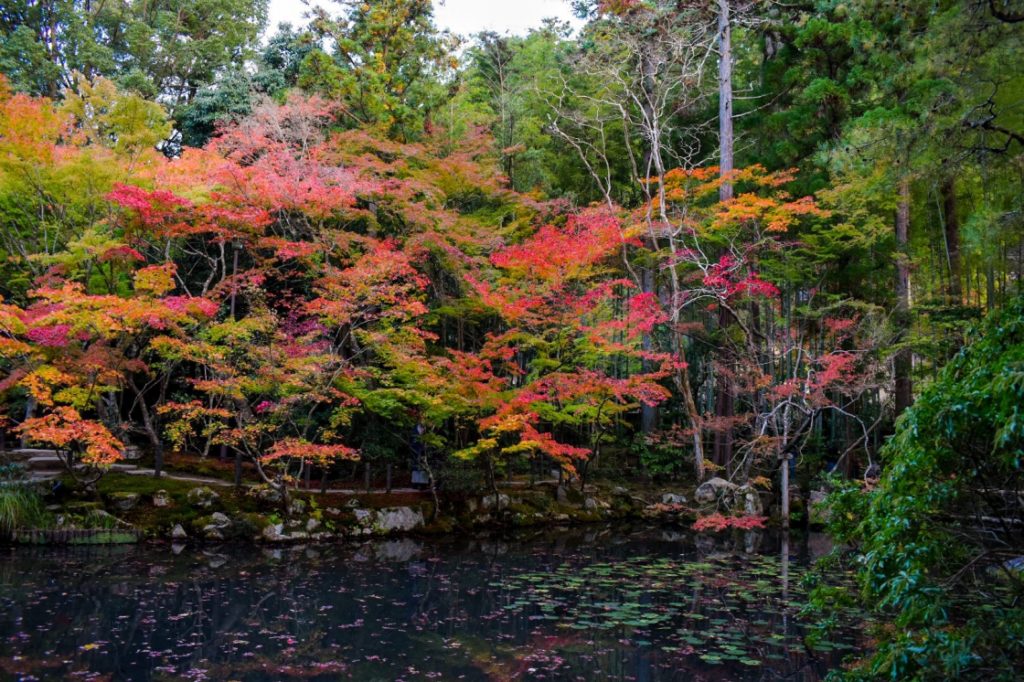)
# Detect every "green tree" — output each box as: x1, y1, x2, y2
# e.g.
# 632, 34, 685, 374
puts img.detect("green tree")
0, 0, 267, 107
301, 0, 456, 140
817, 297, 1024, 680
